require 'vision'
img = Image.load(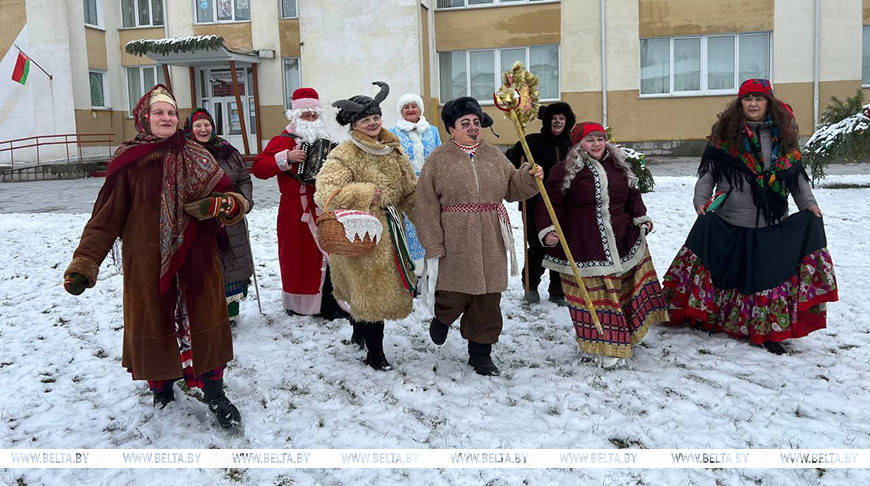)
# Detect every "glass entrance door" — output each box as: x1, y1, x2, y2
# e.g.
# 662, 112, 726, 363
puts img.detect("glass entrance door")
197, 66, 257, 153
